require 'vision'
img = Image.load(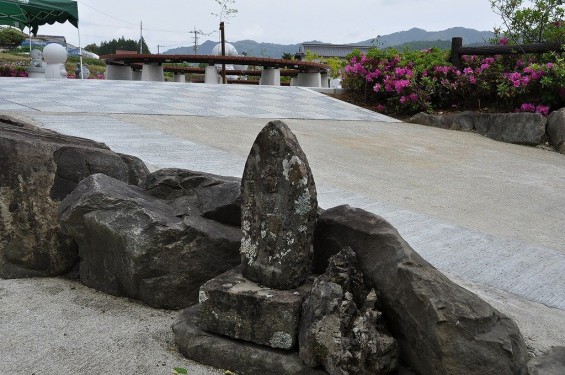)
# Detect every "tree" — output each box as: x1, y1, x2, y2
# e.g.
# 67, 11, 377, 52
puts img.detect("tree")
84, 43, 99, 54
211, 0, 238, 23
281, 52, 294, 60
96, 36, 151, 55
490, 0, 565, 43
0, 27, 25, 46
